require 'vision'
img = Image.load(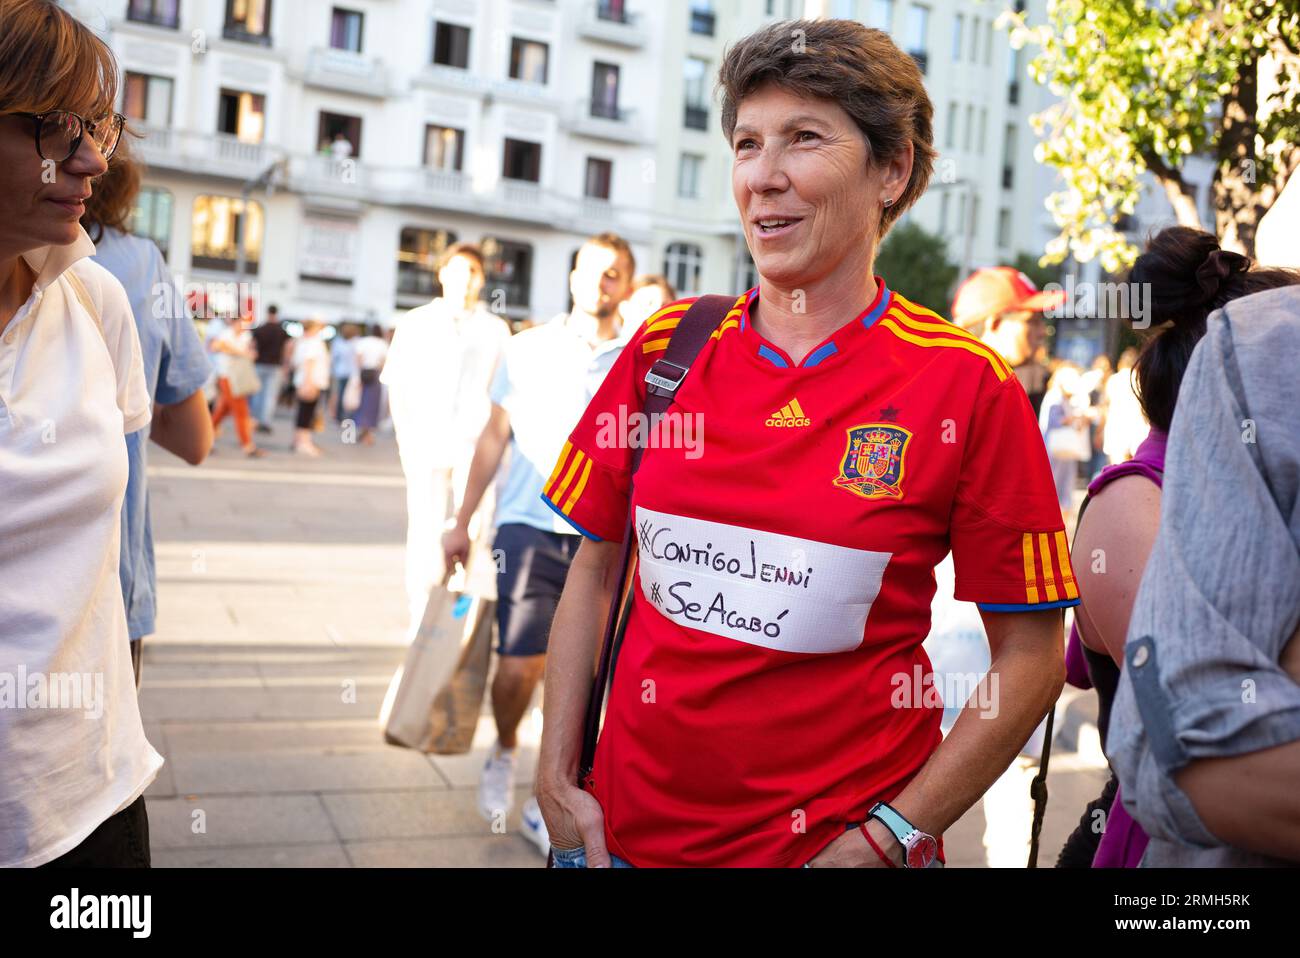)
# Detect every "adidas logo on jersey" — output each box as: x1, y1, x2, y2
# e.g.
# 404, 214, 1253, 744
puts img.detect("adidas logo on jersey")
765, 398, 811, 427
